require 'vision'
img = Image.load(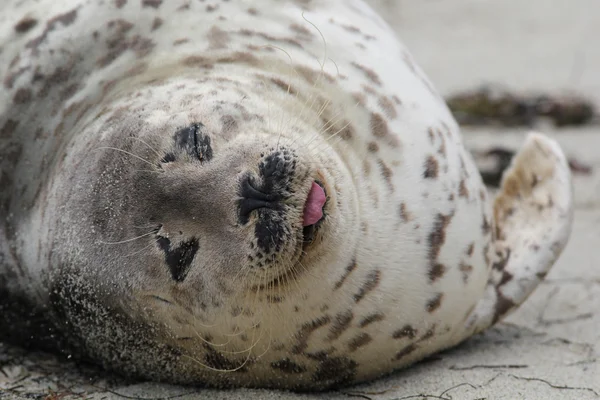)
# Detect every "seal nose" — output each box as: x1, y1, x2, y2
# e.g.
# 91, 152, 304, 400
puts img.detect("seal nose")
238, 175, 283, 224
